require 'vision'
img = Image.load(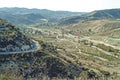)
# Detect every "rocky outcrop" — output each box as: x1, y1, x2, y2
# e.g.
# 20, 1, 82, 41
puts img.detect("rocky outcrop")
0, 19, 36, 53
